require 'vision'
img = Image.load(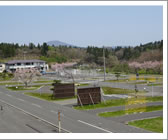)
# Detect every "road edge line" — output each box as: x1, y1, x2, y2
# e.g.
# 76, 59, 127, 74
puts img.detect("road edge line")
0, 98, 71, 133
78, 120, 112, 133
